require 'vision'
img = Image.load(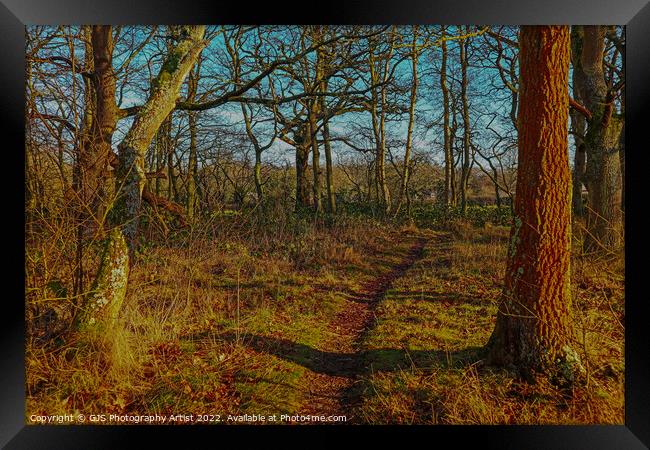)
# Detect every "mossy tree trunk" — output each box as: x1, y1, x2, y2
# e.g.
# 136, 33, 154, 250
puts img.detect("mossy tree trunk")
578, 25, 623, 252
314, 31, 336, 215
73, 26, 118, 299
619, 31, 625, 213
619, 94, 625, 213
309, 108, 322, 214
165, 116, 180, 203
82, 26, 207, 332
322, 114, 336, 214
73, 26, 120, 231
295, 122, 312, 211
570, 26, 587, 218
186, 61, 201, 222
459, 32, 471, 214
486, 26, 582, 385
